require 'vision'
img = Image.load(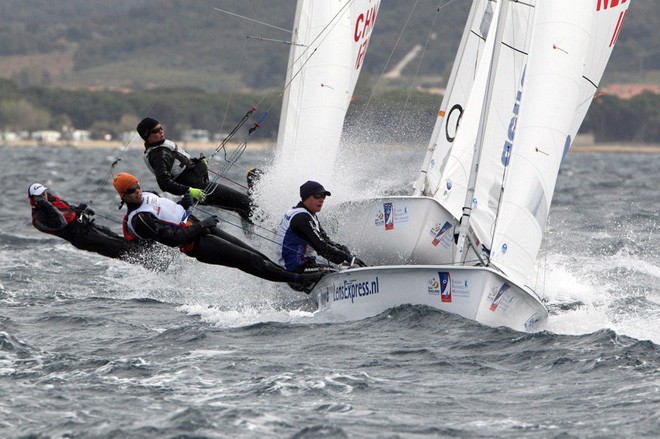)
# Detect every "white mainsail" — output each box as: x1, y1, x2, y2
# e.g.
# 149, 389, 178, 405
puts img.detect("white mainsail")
273, 0, 380, 184
486, 0, 596, 285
